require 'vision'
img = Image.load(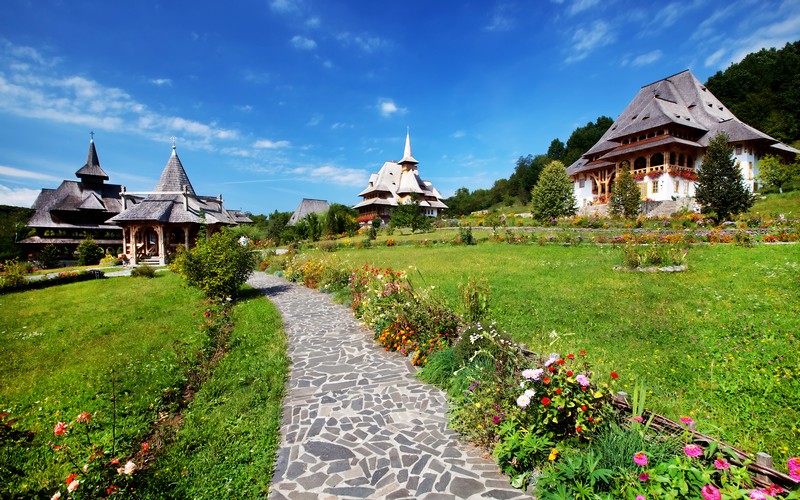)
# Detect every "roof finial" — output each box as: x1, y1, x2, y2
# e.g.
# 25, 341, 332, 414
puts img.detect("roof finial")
171, 136, 177, 154
90, 130, 94, 142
